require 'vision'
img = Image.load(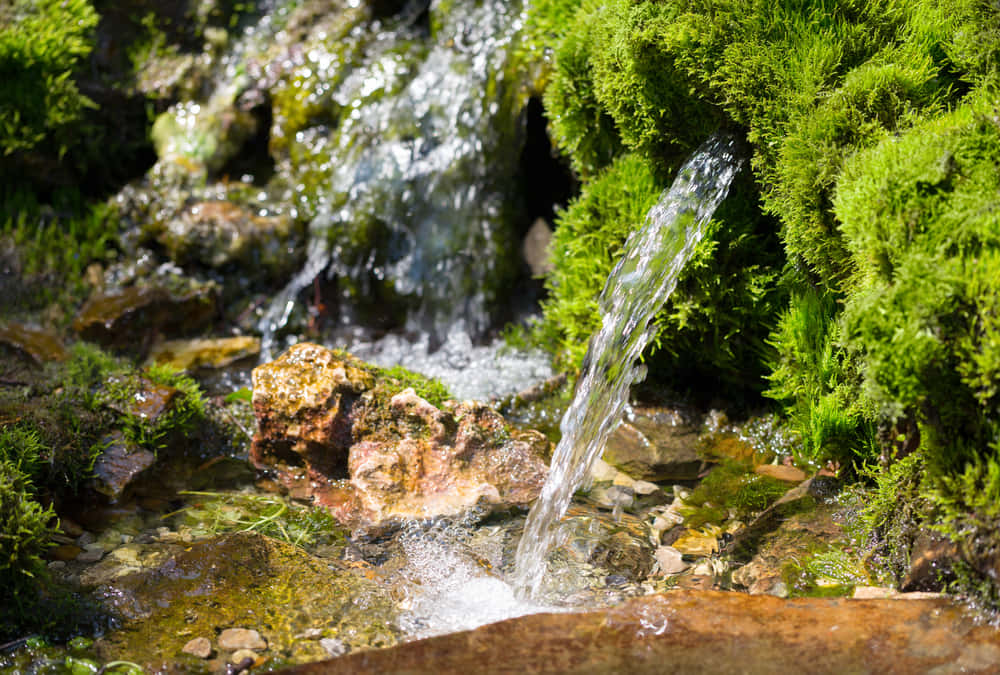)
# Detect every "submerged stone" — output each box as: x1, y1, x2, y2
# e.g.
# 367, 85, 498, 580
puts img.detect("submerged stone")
93, 532, 399, 670
602, 407, 707, 482
251, 343, 549, 531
